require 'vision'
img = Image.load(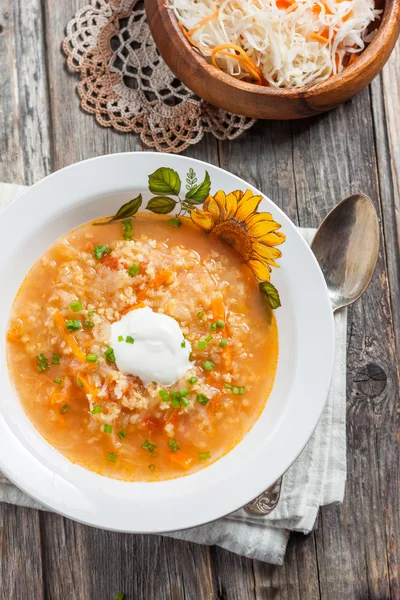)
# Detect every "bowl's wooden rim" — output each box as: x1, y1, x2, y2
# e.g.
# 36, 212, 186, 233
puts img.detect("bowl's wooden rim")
160, 0, 400, 98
